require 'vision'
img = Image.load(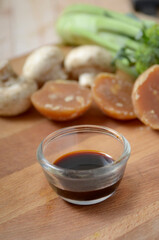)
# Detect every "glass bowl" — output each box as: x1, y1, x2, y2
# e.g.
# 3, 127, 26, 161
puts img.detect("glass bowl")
37, 125, 131, 205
